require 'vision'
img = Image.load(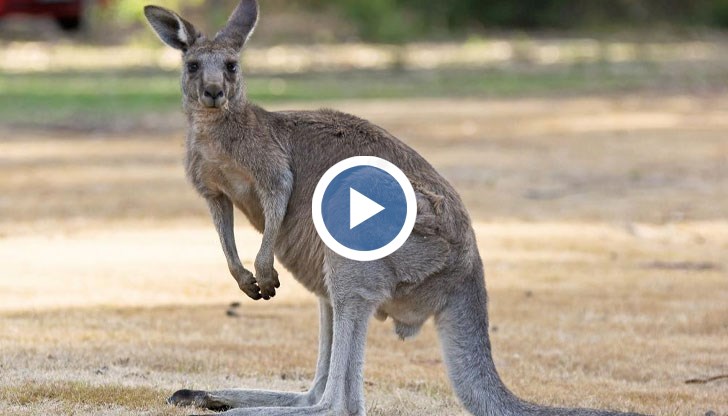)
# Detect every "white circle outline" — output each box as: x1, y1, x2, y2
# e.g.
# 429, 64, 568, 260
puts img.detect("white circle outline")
312, 156, 417, 262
